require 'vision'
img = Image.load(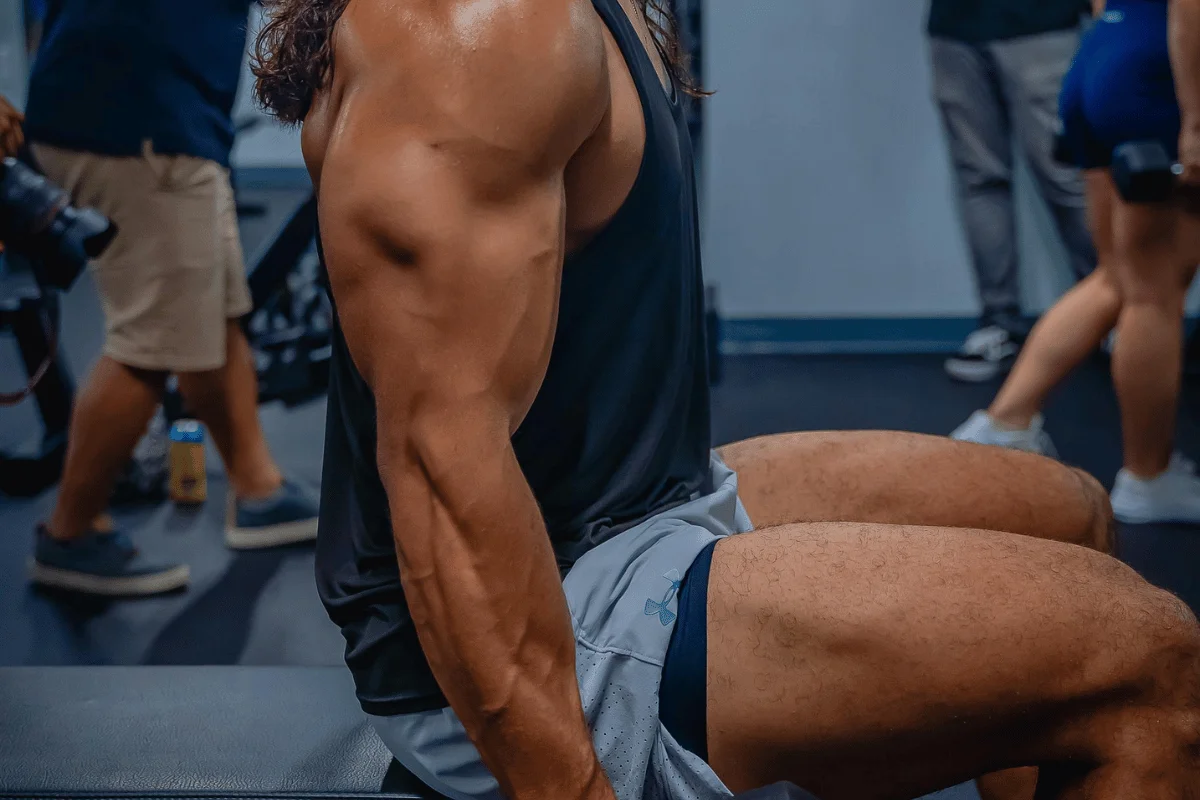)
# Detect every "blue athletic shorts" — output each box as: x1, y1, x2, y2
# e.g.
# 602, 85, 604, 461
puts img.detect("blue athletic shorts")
1058, 1, 1179, 169
659, 538, 717, 761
